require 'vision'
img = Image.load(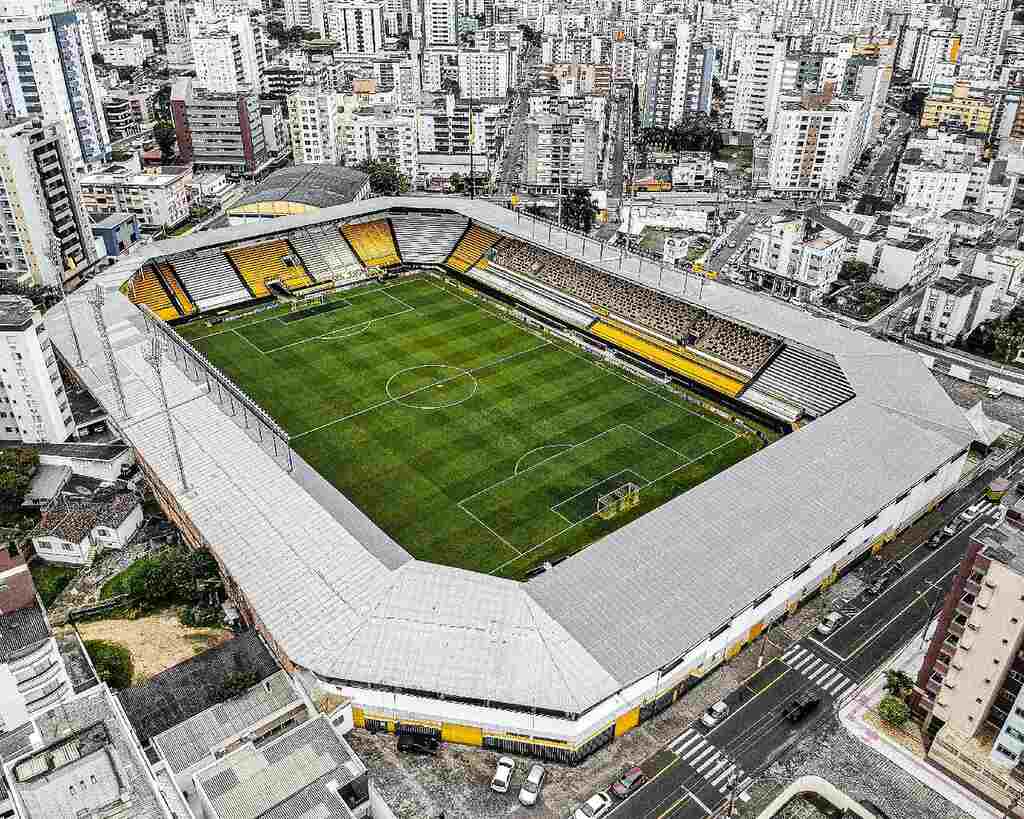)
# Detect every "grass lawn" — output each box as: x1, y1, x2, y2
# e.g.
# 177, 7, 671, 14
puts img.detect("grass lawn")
31, 562, 78, 607
179, 277, 760, 578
